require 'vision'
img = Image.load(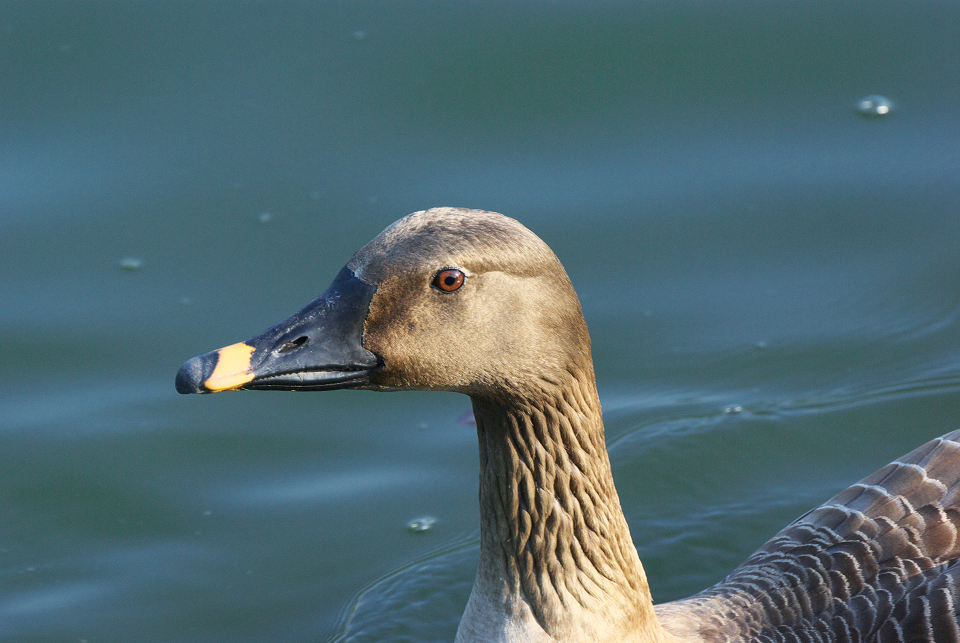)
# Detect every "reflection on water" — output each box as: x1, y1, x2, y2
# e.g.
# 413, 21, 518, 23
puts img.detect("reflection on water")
331, 535, 477, 643
2, 1, 960, 642
225, 468, 439, 507
857, 95, 894, 118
